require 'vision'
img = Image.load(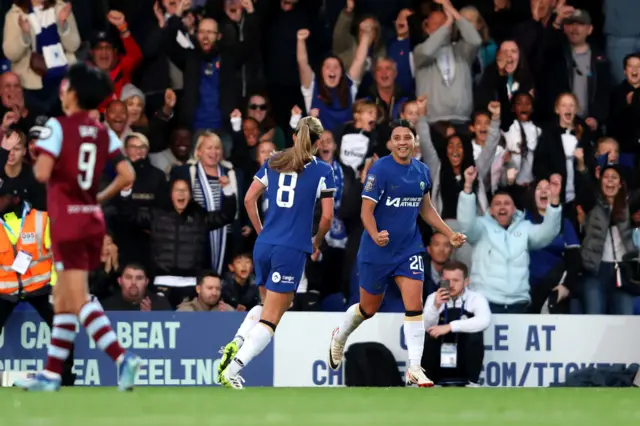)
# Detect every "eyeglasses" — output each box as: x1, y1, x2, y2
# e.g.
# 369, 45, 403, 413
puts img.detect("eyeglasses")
248, 104, 267, 111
